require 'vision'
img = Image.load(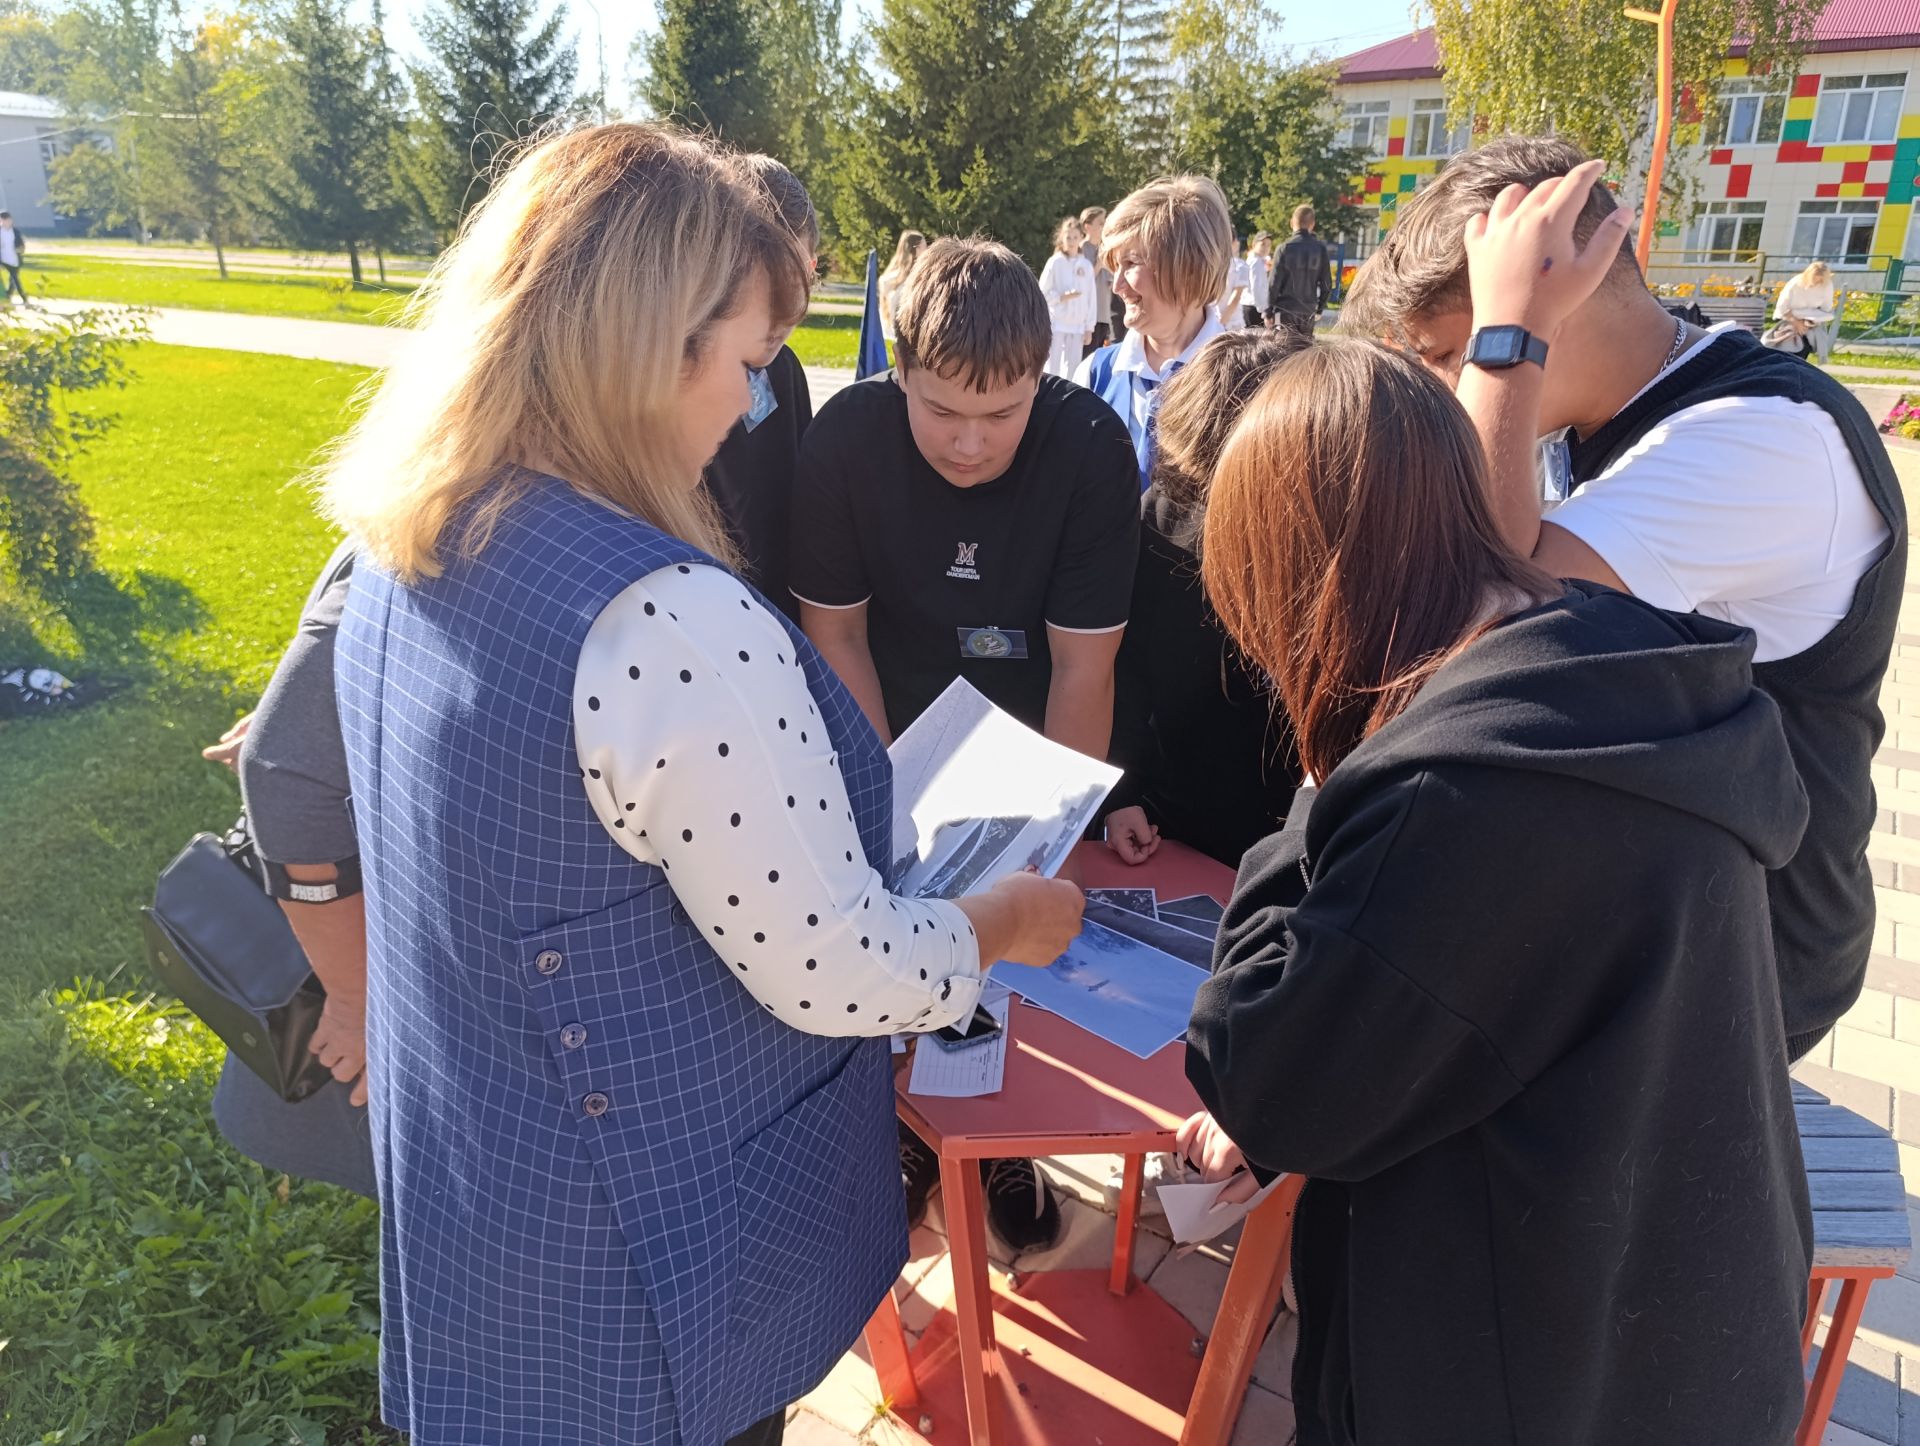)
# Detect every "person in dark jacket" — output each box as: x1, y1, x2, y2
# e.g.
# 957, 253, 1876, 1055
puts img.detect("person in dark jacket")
1104, 329, 1303, 869
703, 154, 817, 618
1180, 338, 1813, 1446
1268, 204, 1328, 336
